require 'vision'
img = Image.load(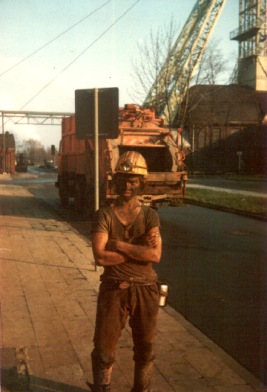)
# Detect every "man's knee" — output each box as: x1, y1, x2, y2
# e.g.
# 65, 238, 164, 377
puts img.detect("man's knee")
91, 349, 114, 368
133, 342, 155, 363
